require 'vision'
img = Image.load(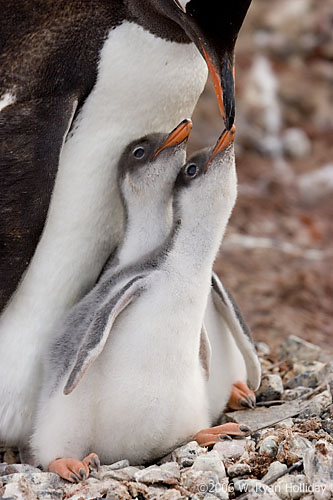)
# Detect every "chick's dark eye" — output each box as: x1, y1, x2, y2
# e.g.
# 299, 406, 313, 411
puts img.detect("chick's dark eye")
186, 164, 197, 177
133, 147, 145, 159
